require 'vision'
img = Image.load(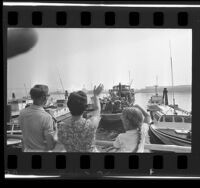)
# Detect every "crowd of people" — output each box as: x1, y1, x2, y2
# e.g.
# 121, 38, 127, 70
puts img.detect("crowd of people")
18, 84, 150, 153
